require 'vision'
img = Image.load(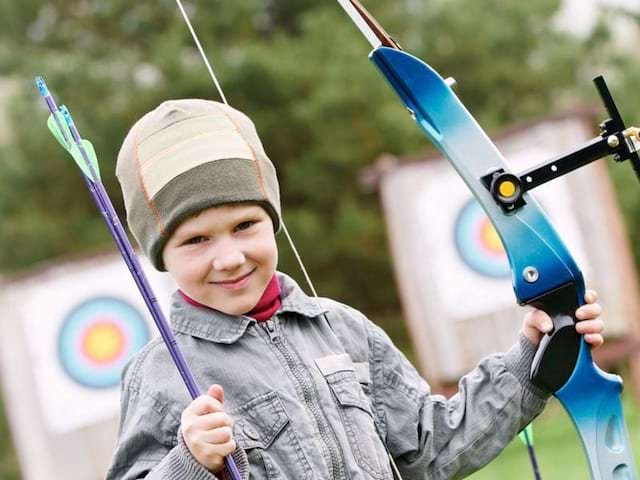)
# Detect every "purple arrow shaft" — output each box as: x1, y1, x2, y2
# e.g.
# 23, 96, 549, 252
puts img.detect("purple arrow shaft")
37, 79, 242, 479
